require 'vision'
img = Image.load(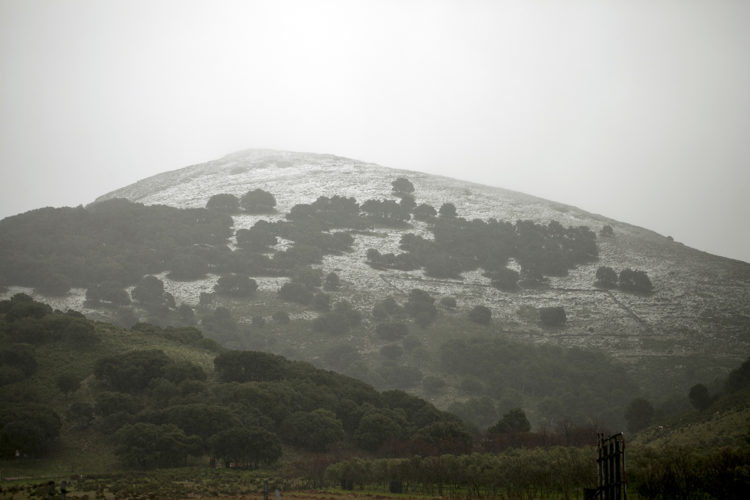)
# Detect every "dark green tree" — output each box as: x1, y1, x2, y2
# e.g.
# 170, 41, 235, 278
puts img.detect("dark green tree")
405, 289, 437, 327
413, 203, 437, 221
113, 422, 201, 468
624, 397, 654, 433
0, 345, 37, 382
413, 420, 473, 455
488, 267, 520, 291
468, 305, 492, 325
354, 412, 404, 452
152, 404, 239, 444
206, 193, 240, 213
240, 189, 276, 213
236, 220, 277, 251
214, 273, 258, 296
489, 408, 531, 434
131, 275, 174, 311
209, 426, 282, 467
438, 203, 457, 218
726, 357, 750, 393
94, 392, 143, 417
688, 383, 711, 410
539, 306, 566, 327
391, 177, 415, 195
168, 252, 210, 281
324, 272, 340, 291
439, 296, 457, 309
0, 404, 61, 458
213, 350, 286, 383
280, 409, 344, 452
618, 269, 653, 293
94, 350, 170, 392
595, 266, 618, 288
